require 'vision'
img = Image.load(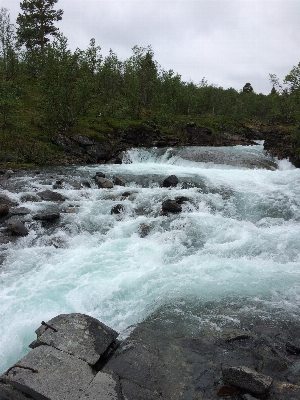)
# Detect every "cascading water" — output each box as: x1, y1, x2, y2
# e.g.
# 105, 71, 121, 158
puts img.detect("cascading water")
0, 142, 300, 374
